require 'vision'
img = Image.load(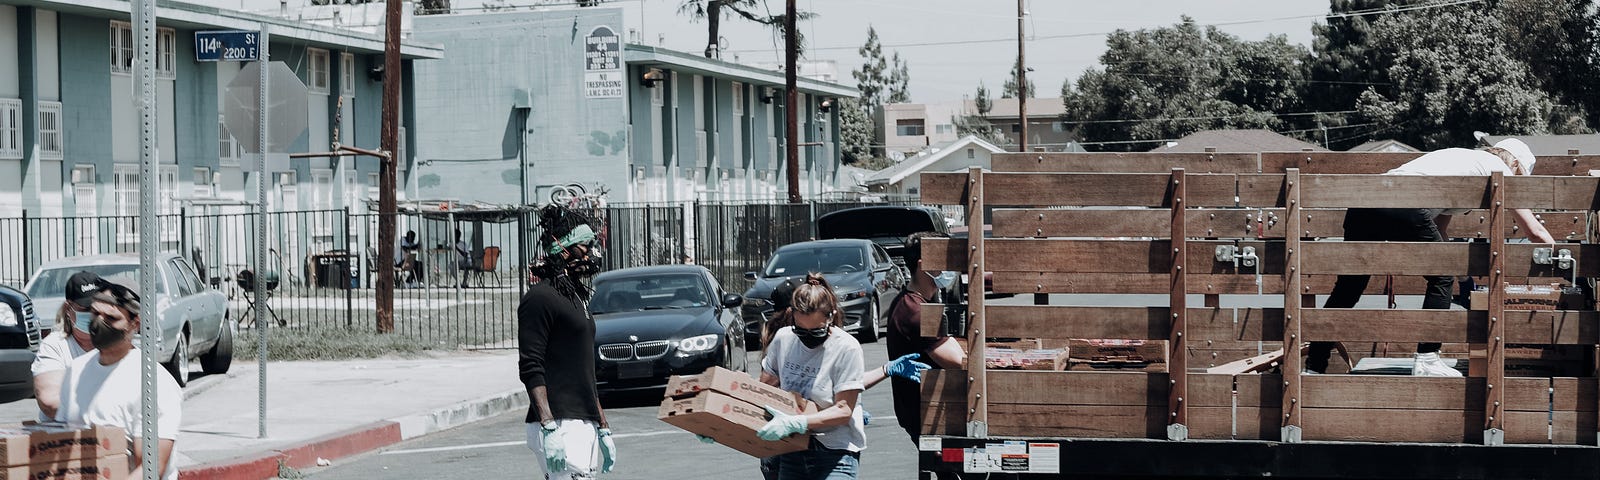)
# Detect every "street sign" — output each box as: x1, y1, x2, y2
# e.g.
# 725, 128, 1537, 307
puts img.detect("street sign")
223, 61, 308, 156
583, 26, 622, 99
195, 30, 261, 62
